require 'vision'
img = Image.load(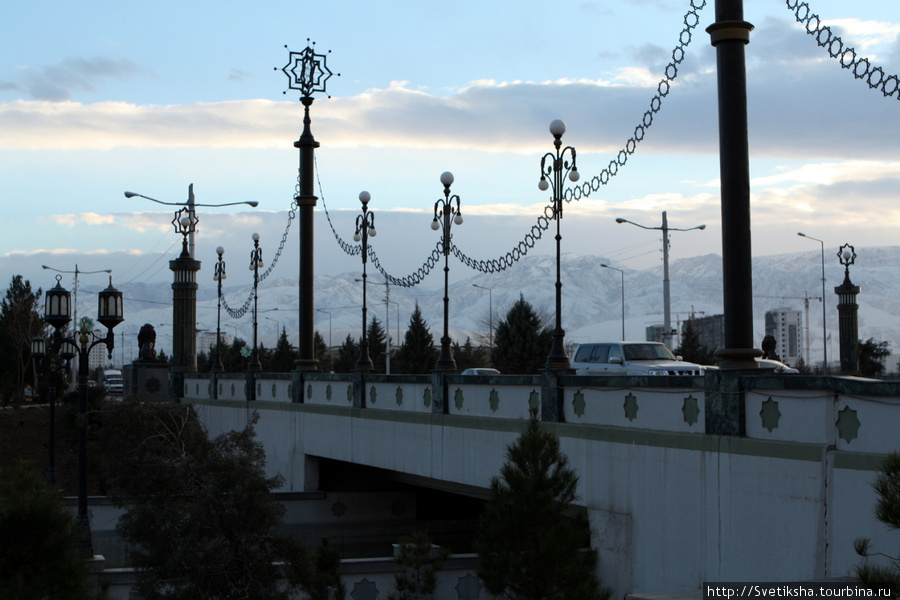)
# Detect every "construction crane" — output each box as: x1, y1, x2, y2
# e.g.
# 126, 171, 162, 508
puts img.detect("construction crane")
755, 292, 822, 365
